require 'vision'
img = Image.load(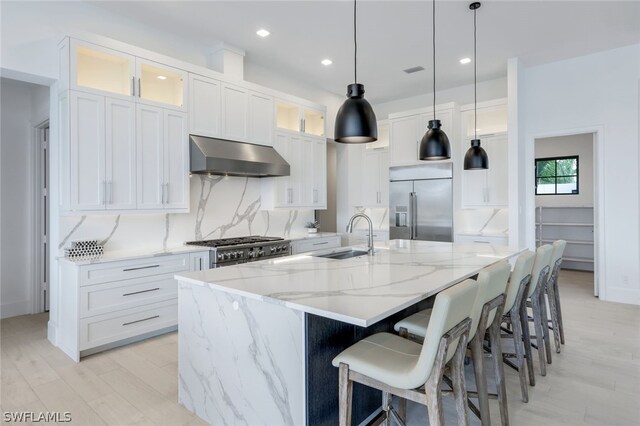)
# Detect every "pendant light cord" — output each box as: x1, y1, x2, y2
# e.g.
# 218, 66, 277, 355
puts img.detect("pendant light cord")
432, 0, 436, 121
354, 0, 358, 85
474, 5, 477, 140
